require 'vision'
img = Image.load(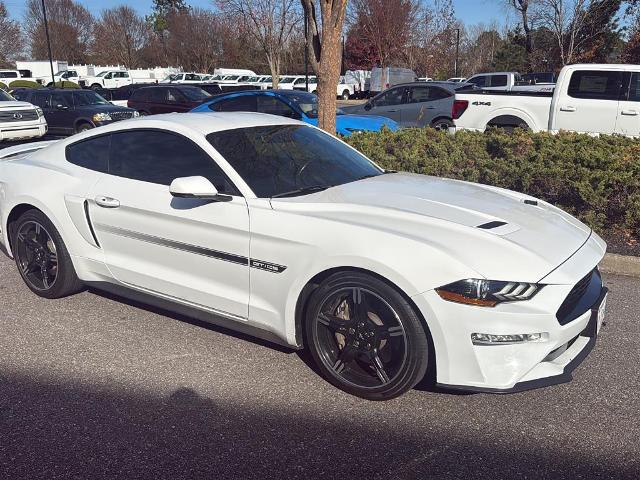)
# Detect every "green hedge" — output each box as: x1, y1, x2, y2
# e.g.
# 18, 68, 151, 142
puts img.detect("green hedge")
50, 81, 80, 89
345, 128, 640, 237
8, 80, 41, 89
0, 82, 7, 91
